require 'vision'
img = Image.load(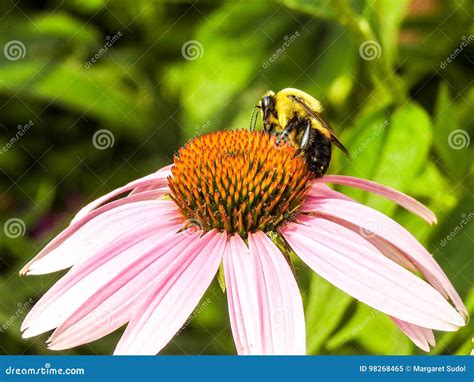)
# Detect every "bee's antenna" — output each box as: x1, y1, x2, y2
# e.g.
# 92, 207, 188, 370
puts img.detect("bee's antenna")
249, 105, 260, 131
